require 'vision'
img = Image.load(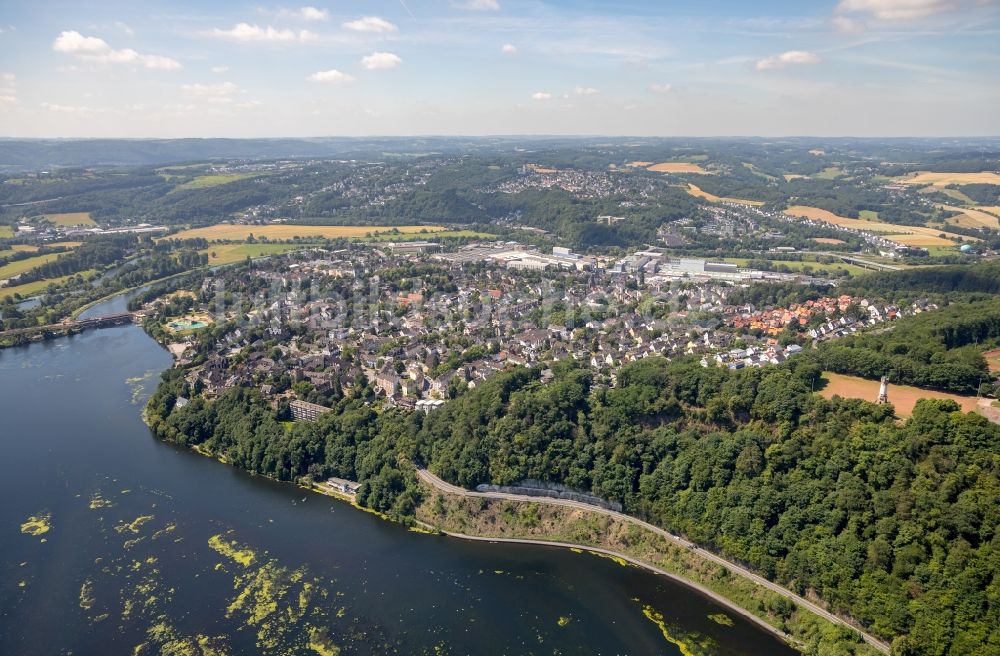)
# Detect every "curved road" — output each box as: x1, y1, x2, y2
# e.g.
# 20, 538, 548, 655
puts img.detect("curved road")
416, 468, 890, 654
